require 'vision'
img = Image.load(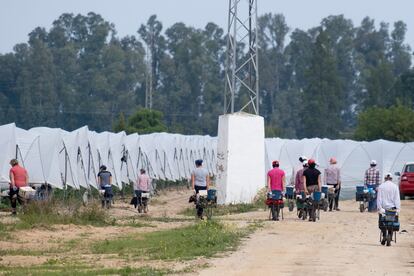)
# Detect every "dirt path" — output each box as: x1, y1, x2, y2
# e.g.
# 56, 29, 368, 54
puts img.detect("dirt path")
199, 200, 414, 276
